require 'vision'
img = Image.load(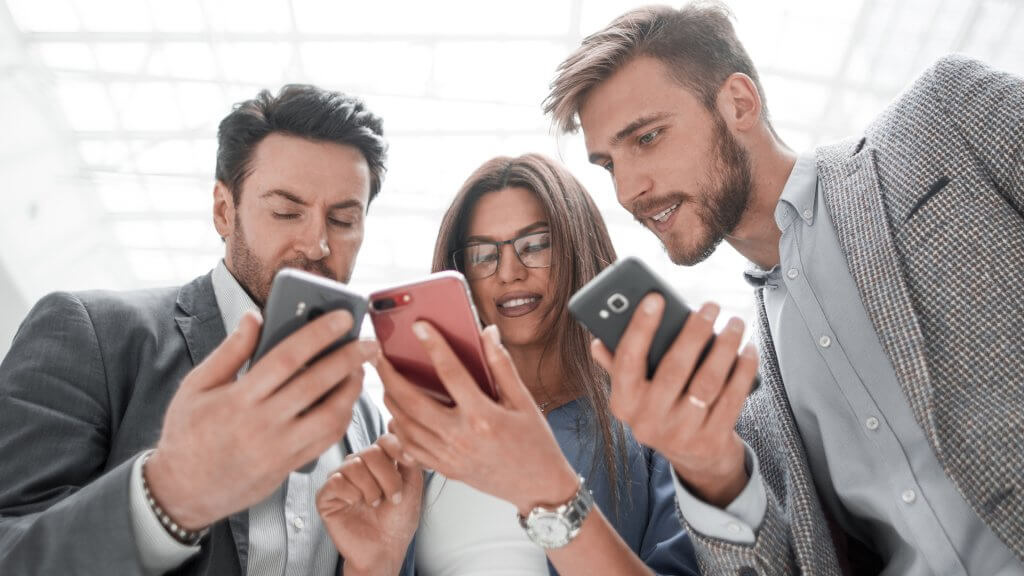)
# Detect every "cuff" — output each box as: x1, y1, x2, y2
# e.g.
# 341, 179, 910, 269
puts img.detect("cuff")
129, 450, 202, 574
671, 441, 767, 545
